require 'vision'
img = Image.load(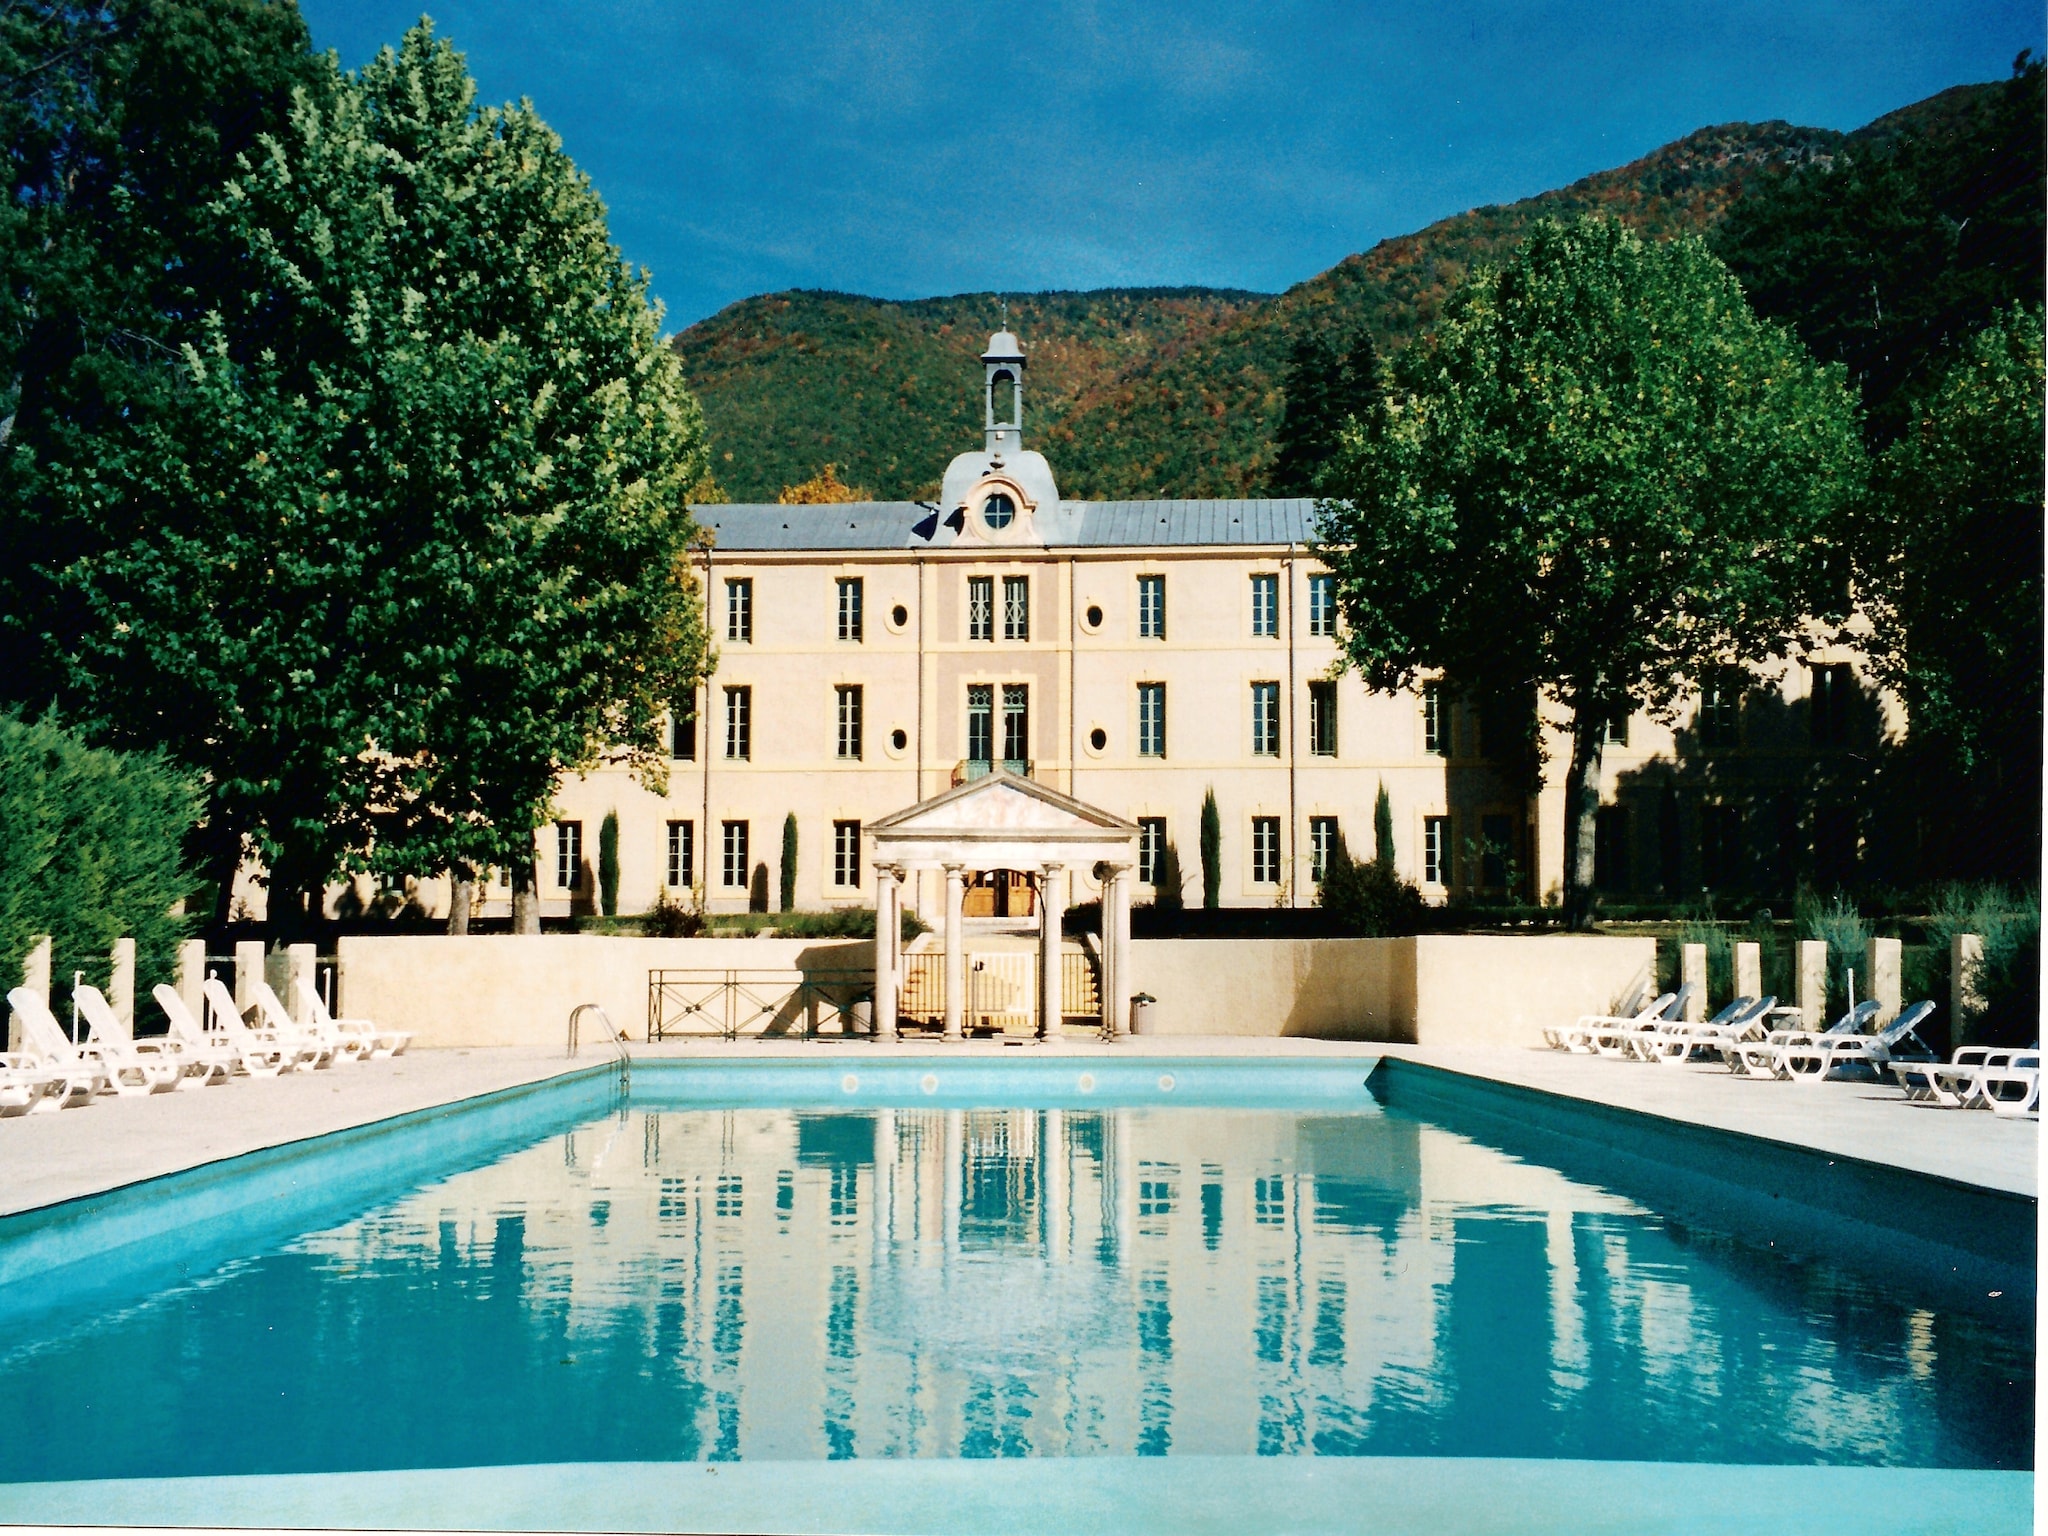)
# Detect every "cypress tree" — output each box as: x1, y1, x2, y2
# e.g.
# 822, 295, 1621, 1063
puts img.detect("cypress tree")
598, 811, 620, 917
1374, 782, 1396, 873
779, 813, 798, 912
1199, 790, 1222, 910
